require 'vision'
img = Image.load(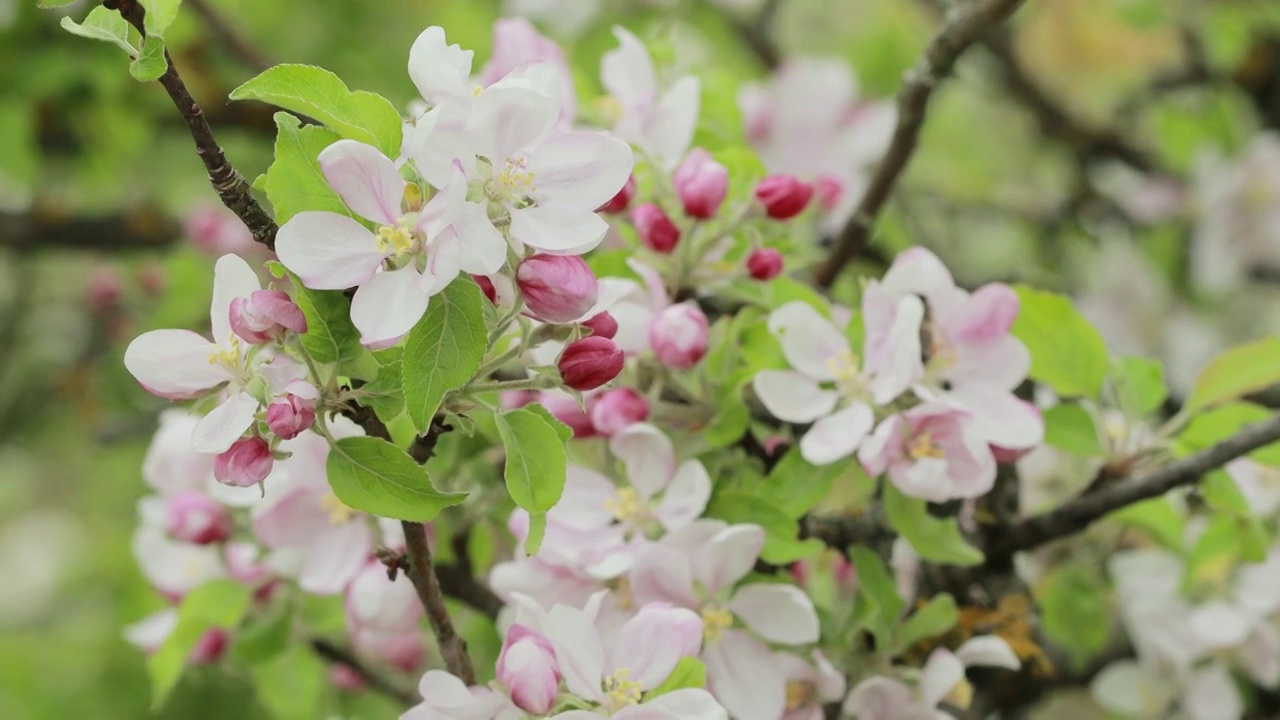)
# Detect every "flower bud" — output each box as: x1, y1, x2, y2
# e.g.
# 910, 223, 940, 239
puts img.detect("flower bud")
746, 248, 785, 281
631, 203, 681, 254
538, 391, 597, 438
137, 263, 166, 297
214, 436, 273, 487
229, 289, 307, 344
330, 664, 366, 692
165, 491, 232, 545
673, 148, 729, 219
497, 625, 560, 714
648, 302, 708, 370
558, 336, 624, 391
472, 274, 498, 305
754, 174, 814, 220
516, 254, 599, 323
189, 628, 229, 664
266, 393, 316, 440
590, 388, 649, 436
598, 175, 636, 214
582, 311, 618, 339
87, 265, 123, 313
